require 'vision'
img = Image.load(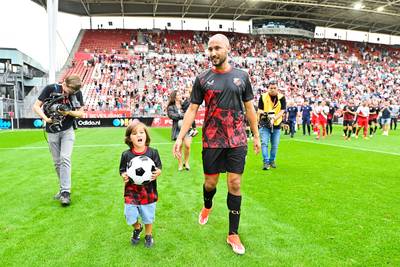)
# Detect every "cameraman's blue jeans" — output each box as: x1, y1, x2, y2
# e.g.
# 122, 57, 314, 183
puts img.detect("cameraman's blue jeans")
47, 127, 75, 193
260, 126, 281, 164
